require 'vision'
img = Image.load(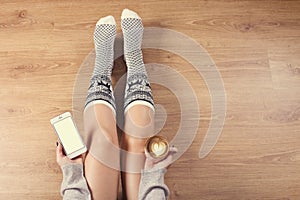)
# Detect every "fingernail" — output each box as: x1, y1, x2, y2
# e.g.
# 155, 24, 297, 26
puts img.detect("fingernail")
56, 142, 58, 146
